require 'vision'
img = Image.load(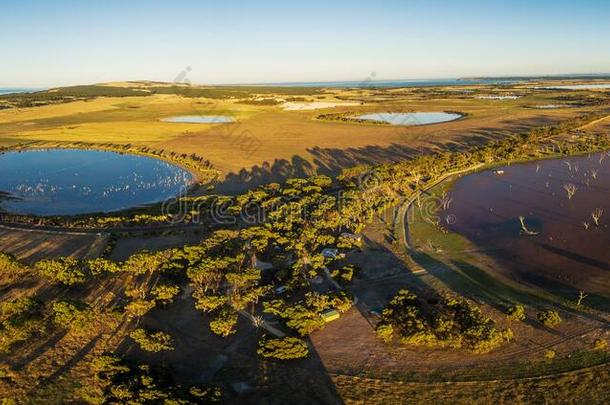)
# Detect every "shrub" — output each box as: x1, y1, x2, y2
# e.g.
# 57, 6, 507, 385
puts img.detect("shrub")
0, 252, 26, 276
375, 290, 512, 353
257, 336, 309, 360
129, 328, 174, 352
189, 386, 222, 402
537, 310, 562, 328
469, 328, 514, 354
375, 324, 394, 342
544, 349, 556, 359
593, 338, 607, 350
239, 98, 281, 105
506, 305, 526, 321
